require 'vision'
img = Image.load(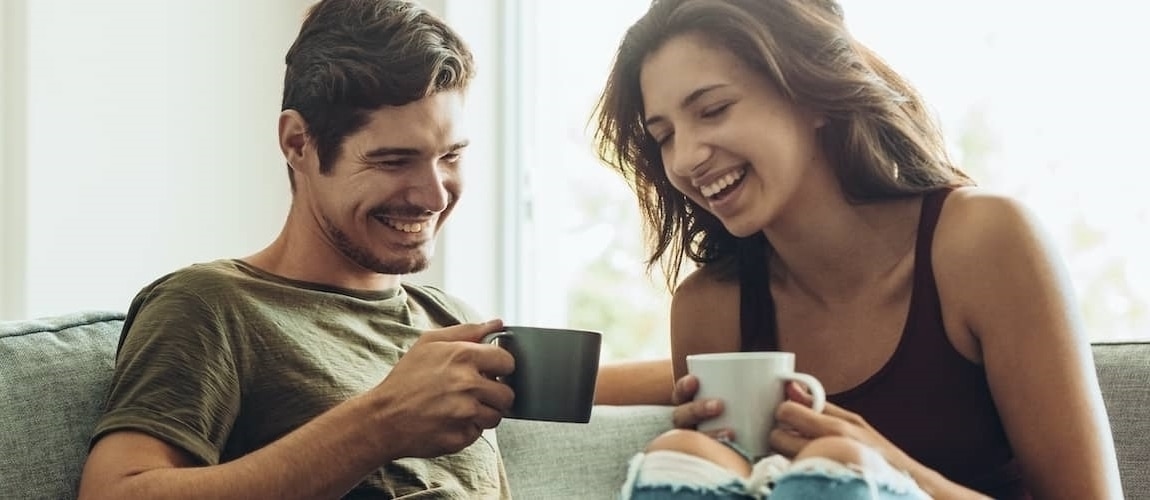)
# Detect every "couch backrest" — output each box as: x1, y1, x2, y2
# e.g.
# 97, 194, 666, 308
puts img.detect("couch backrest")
0, 312, 124, 500
1, 312, 1147, 499
1093, 342, 1150, 497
